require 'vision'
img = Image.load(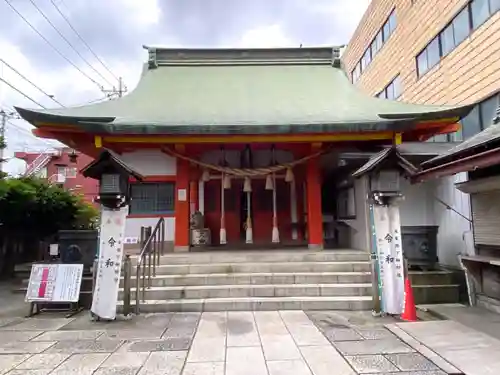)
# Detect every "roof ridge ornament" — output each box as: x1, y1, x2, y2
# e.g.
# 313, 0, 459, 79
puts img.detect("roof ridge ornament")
147, 47, 158, 69
331, 47, 341, 68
